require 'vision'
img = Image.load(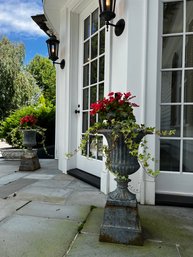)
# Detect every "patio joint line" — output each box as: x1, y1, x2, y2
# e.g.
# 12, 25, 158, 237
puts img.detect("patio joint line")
63, 232, 79, 257
16, 200, 32, 211
147, 239, 163, 243
81, 231, 100, 236
176, 244, 182, 257
63, 206, 96, 256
